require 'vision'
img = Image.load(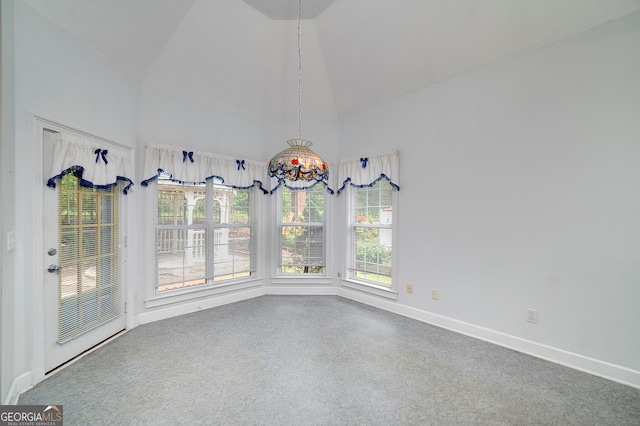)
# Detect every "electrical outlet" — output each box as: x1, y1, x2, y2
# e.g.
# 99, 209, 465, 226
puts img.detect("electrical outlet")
406, 284, 413, 293
337, 272, 342, 278
526, 309, 538, 324
432, 289, 439, 300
